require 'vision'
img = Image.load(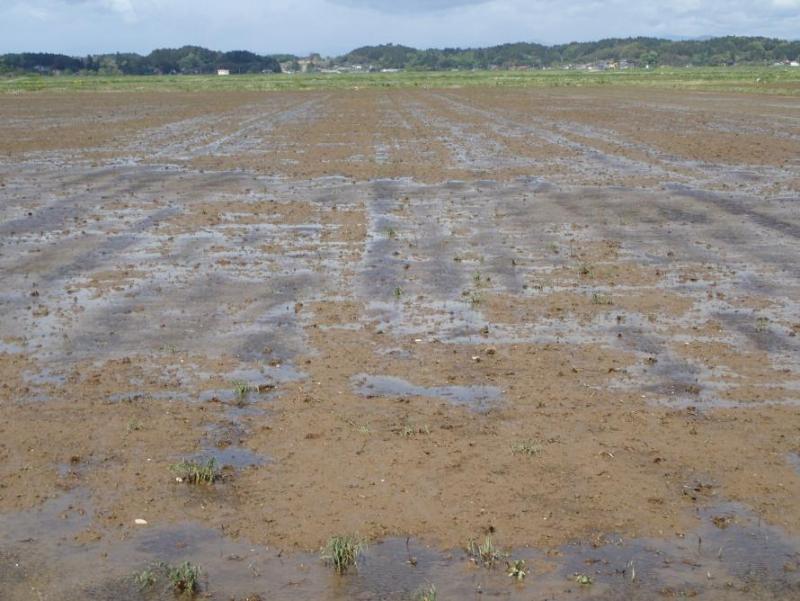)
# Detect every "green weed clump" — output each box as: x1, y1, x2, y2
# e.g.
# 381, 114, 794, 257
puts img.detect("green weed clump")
133, 568, 156, 589
507, 559, 527, 581
414, 584, 438, 601
591, 292, 613, 305
322, 535, 365, 574
233, 380, 252, 400
167, 561, 201, 594
467, 535, 504, 568
133, 561, 202, 595
170, 457, 220, 484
